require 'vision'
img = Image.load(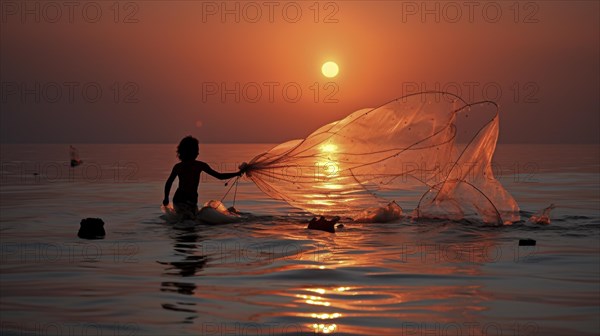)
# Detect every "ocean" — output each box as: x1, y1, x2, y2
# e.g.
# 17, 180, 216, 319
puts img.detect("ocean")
1, 143, 599, 335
